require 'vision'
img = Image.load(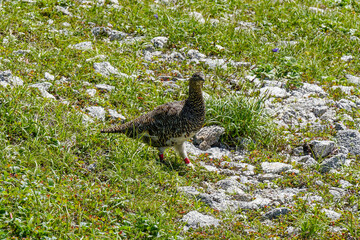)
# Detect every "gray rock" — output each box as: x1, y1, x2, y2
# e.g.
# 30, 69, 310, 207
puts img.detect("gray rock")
345, 74, 360, 85
307, 140, 336, 160
29, 82, 55, 99
322, 209, 341, 220
81, 113, 94, 124
69, 41, 92, 50
292, 146, 304, 156
258, 173, 282, 182
216, 179, 246, 191
339, 179, 352, 188
185, 142, 231, 160
336, 130, 360, 156
341, 55, 354, 61
203, 58, 227, 70
303, 156, 318, 167
236, 21, 257, 30
181, 211, 220, 231
254, 188, 305, 204
109, 30, 127, 41
91, 27, 112, 37
55, 6, 73, 16
301, 83, 326, 96
331, 86, 354, 95
199, 162, 219, 172
93, 62, 129, 78
230, 61, 251, 68
168, 52, 185, 61
334, 122, 346, 131
85, 106, 106, 121
312, 106, 328, 117
236, 197, 272, 210
189, 12, 205, 24
44, 72, 55, 81
151, 36, 168, 48
260, 87, 288, 98
187, 49, 206, 60
177, 186, 200, 197
319, 154, 347, 173
329, 187, 346, 201
108, 109, 126, 121
197, 192, 232, 211
309, 7, 325, 13
95, 83, 115, 92
0, 70, 24, 87
13, 49, 31, 55
220, 162, 255, 176
30, 82, 52, 91
263, 207, 291, 219
261, 162, 292, 174
86, 89, 97, 97
194, 126, 225, 150
336, 99, 356, 111
86, 163, 97, 171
